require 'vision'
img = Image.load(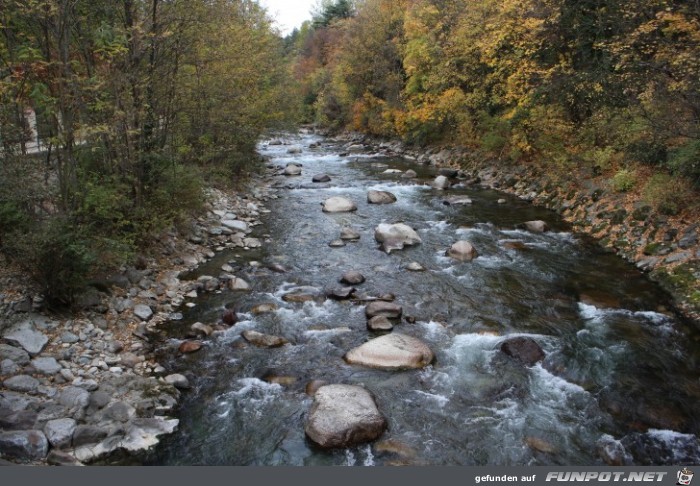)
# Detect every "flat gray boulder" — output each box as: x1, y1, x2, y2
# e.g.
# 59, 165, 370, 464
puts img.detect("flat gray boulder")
0, 344, 30, 365
305, 384, 386, 449
3, 320, 48, 356
322, 197, 357, 213
345, 334, 434, 370
31, 357, 61, 375
3, 375, 40, 393
374, 223, 422, 253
